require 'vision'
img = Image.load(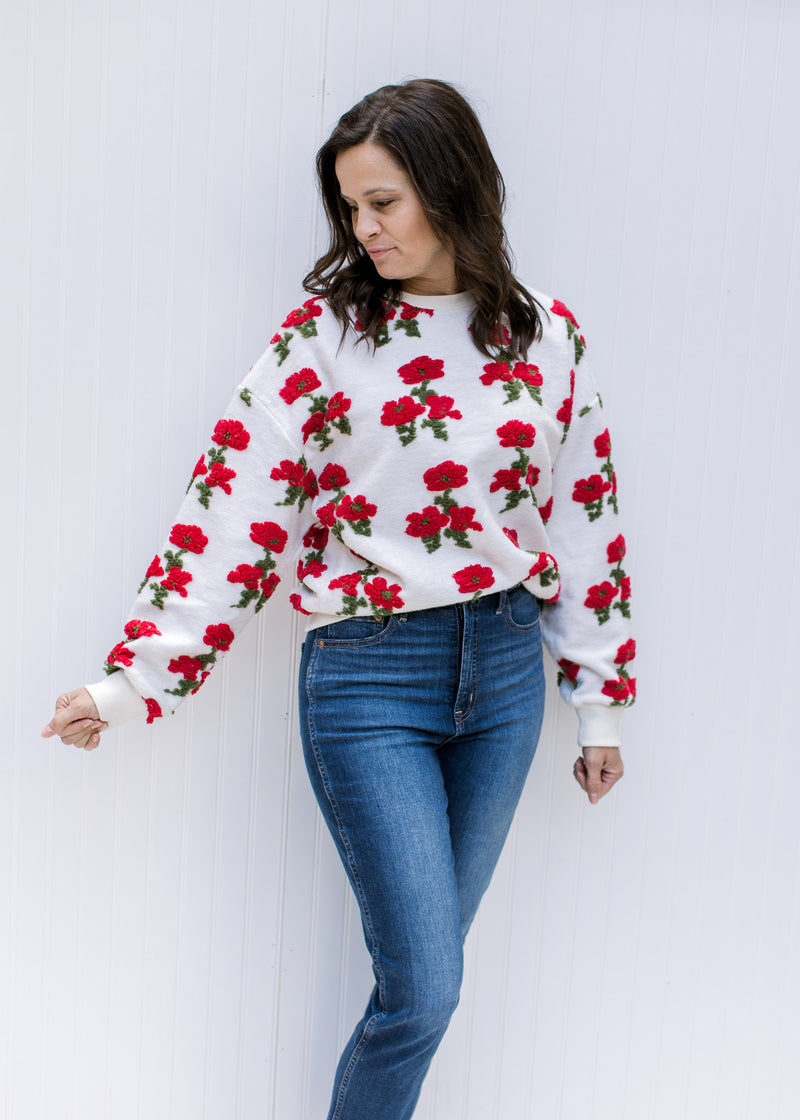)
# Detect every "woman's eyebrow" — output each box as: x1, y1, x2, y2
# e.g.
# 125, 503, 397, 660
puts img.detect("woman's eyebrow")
340, 186, 402, 201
